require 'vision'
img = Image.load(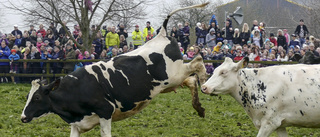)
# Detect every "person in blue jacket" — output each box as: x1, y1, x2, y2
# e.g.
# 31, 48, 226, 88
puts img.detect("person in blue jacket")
0, 39, 11, 82
209, 15, 219, 28
8, 49, 20, 73
40, 50, 52, 73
